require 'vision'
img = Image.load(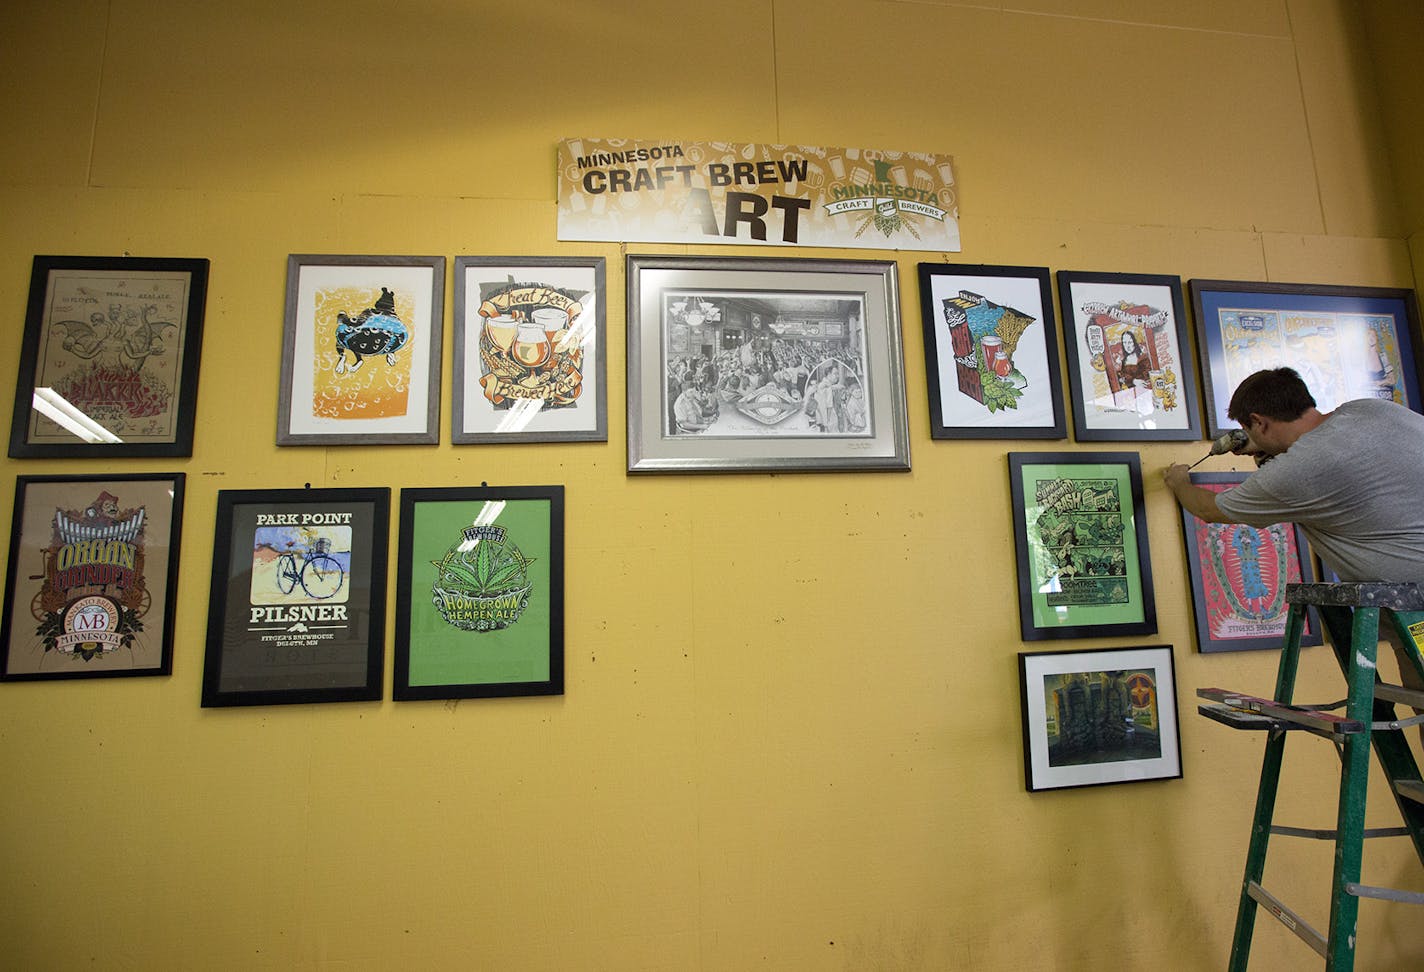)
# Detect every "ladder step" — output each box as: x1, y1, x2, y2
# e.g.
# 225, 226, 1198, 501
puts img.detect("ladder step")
1345, 882, 1424, 905
1246, 881, 1327, 958
1271, 824, 1413, 840
1197, 688, 1365, 734
1375, 682, 1424, 710
1395, 779, 1424, 806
